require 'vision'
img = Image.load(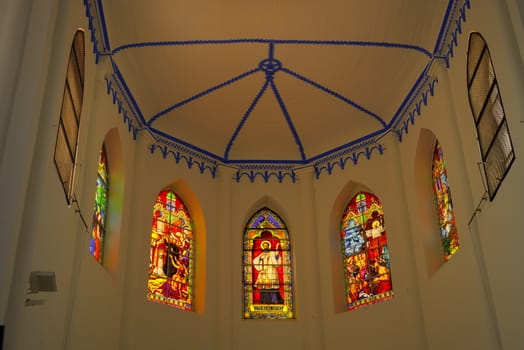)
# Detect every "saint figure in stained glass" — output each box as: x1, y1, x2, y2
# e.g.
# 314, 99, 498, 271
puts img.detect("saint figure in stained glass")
89, 147, 108, 263
147, 190, 194, 311
341, 192, 393, 311
243, 208, 294, 319
432, 141, 460, 261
